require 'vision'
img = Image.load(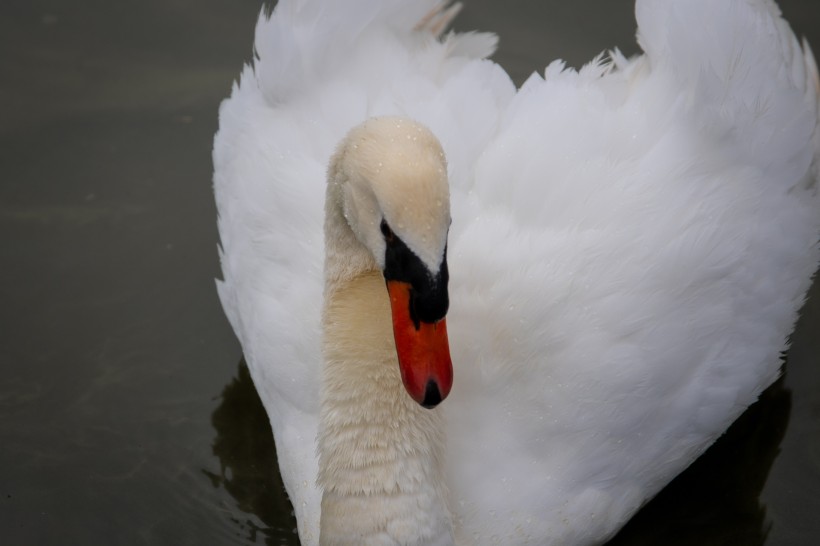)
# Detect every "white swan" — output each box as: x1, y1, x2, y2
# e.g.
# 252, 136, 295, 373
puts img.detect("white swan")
212, 0, 820, 544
